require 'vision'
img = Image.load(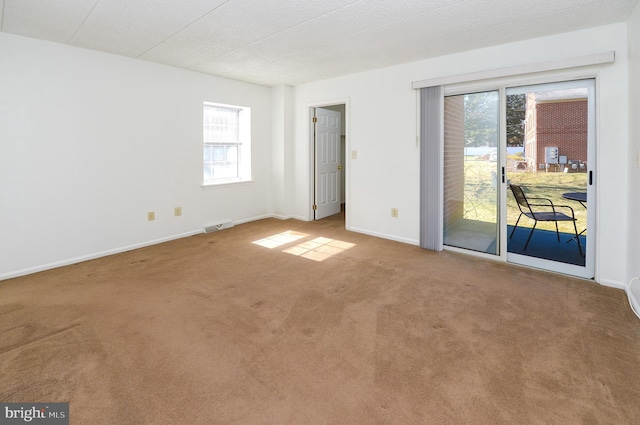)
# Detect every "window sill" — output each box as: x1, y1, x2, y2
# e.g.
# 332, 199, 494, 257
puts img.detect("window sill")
201, 179, 254, 189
